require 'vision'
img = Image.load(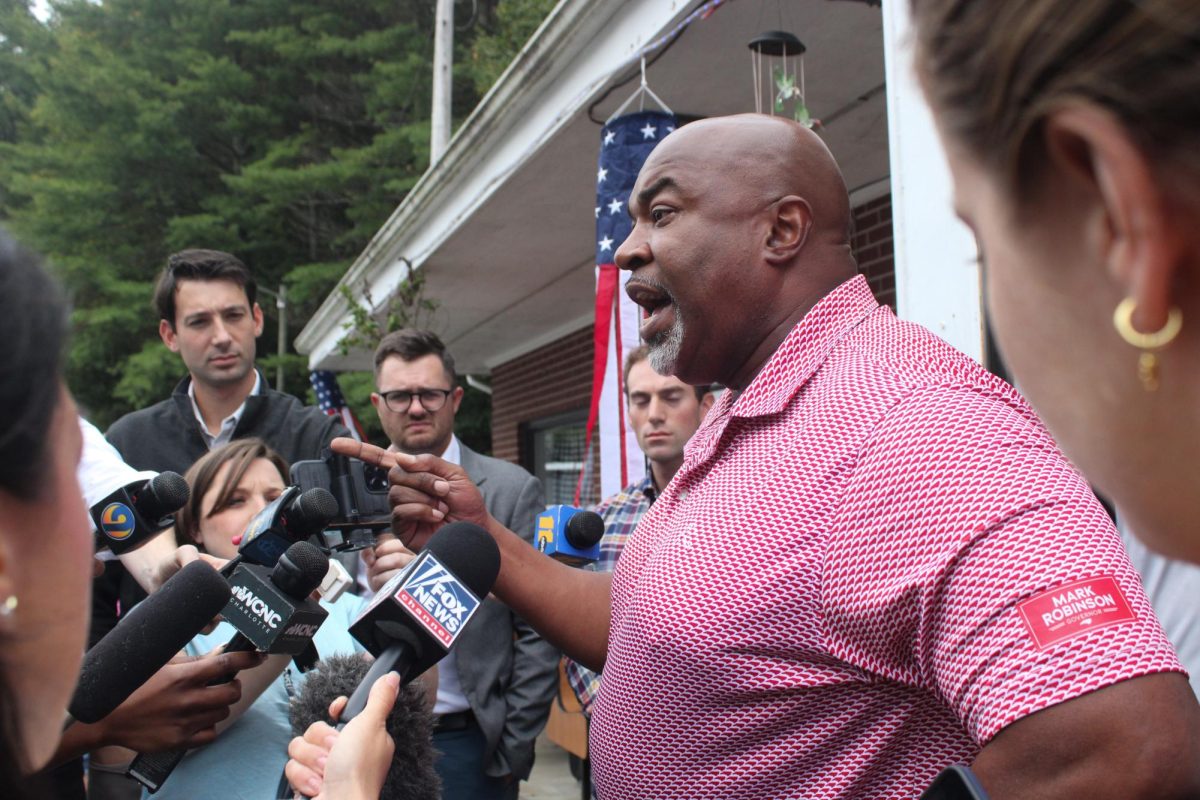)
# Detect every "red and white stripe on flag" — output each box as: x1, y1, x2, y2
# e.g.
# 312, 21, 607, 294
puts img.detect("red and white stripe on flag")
577, 111, 676, 505
597, 267, 646, 499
